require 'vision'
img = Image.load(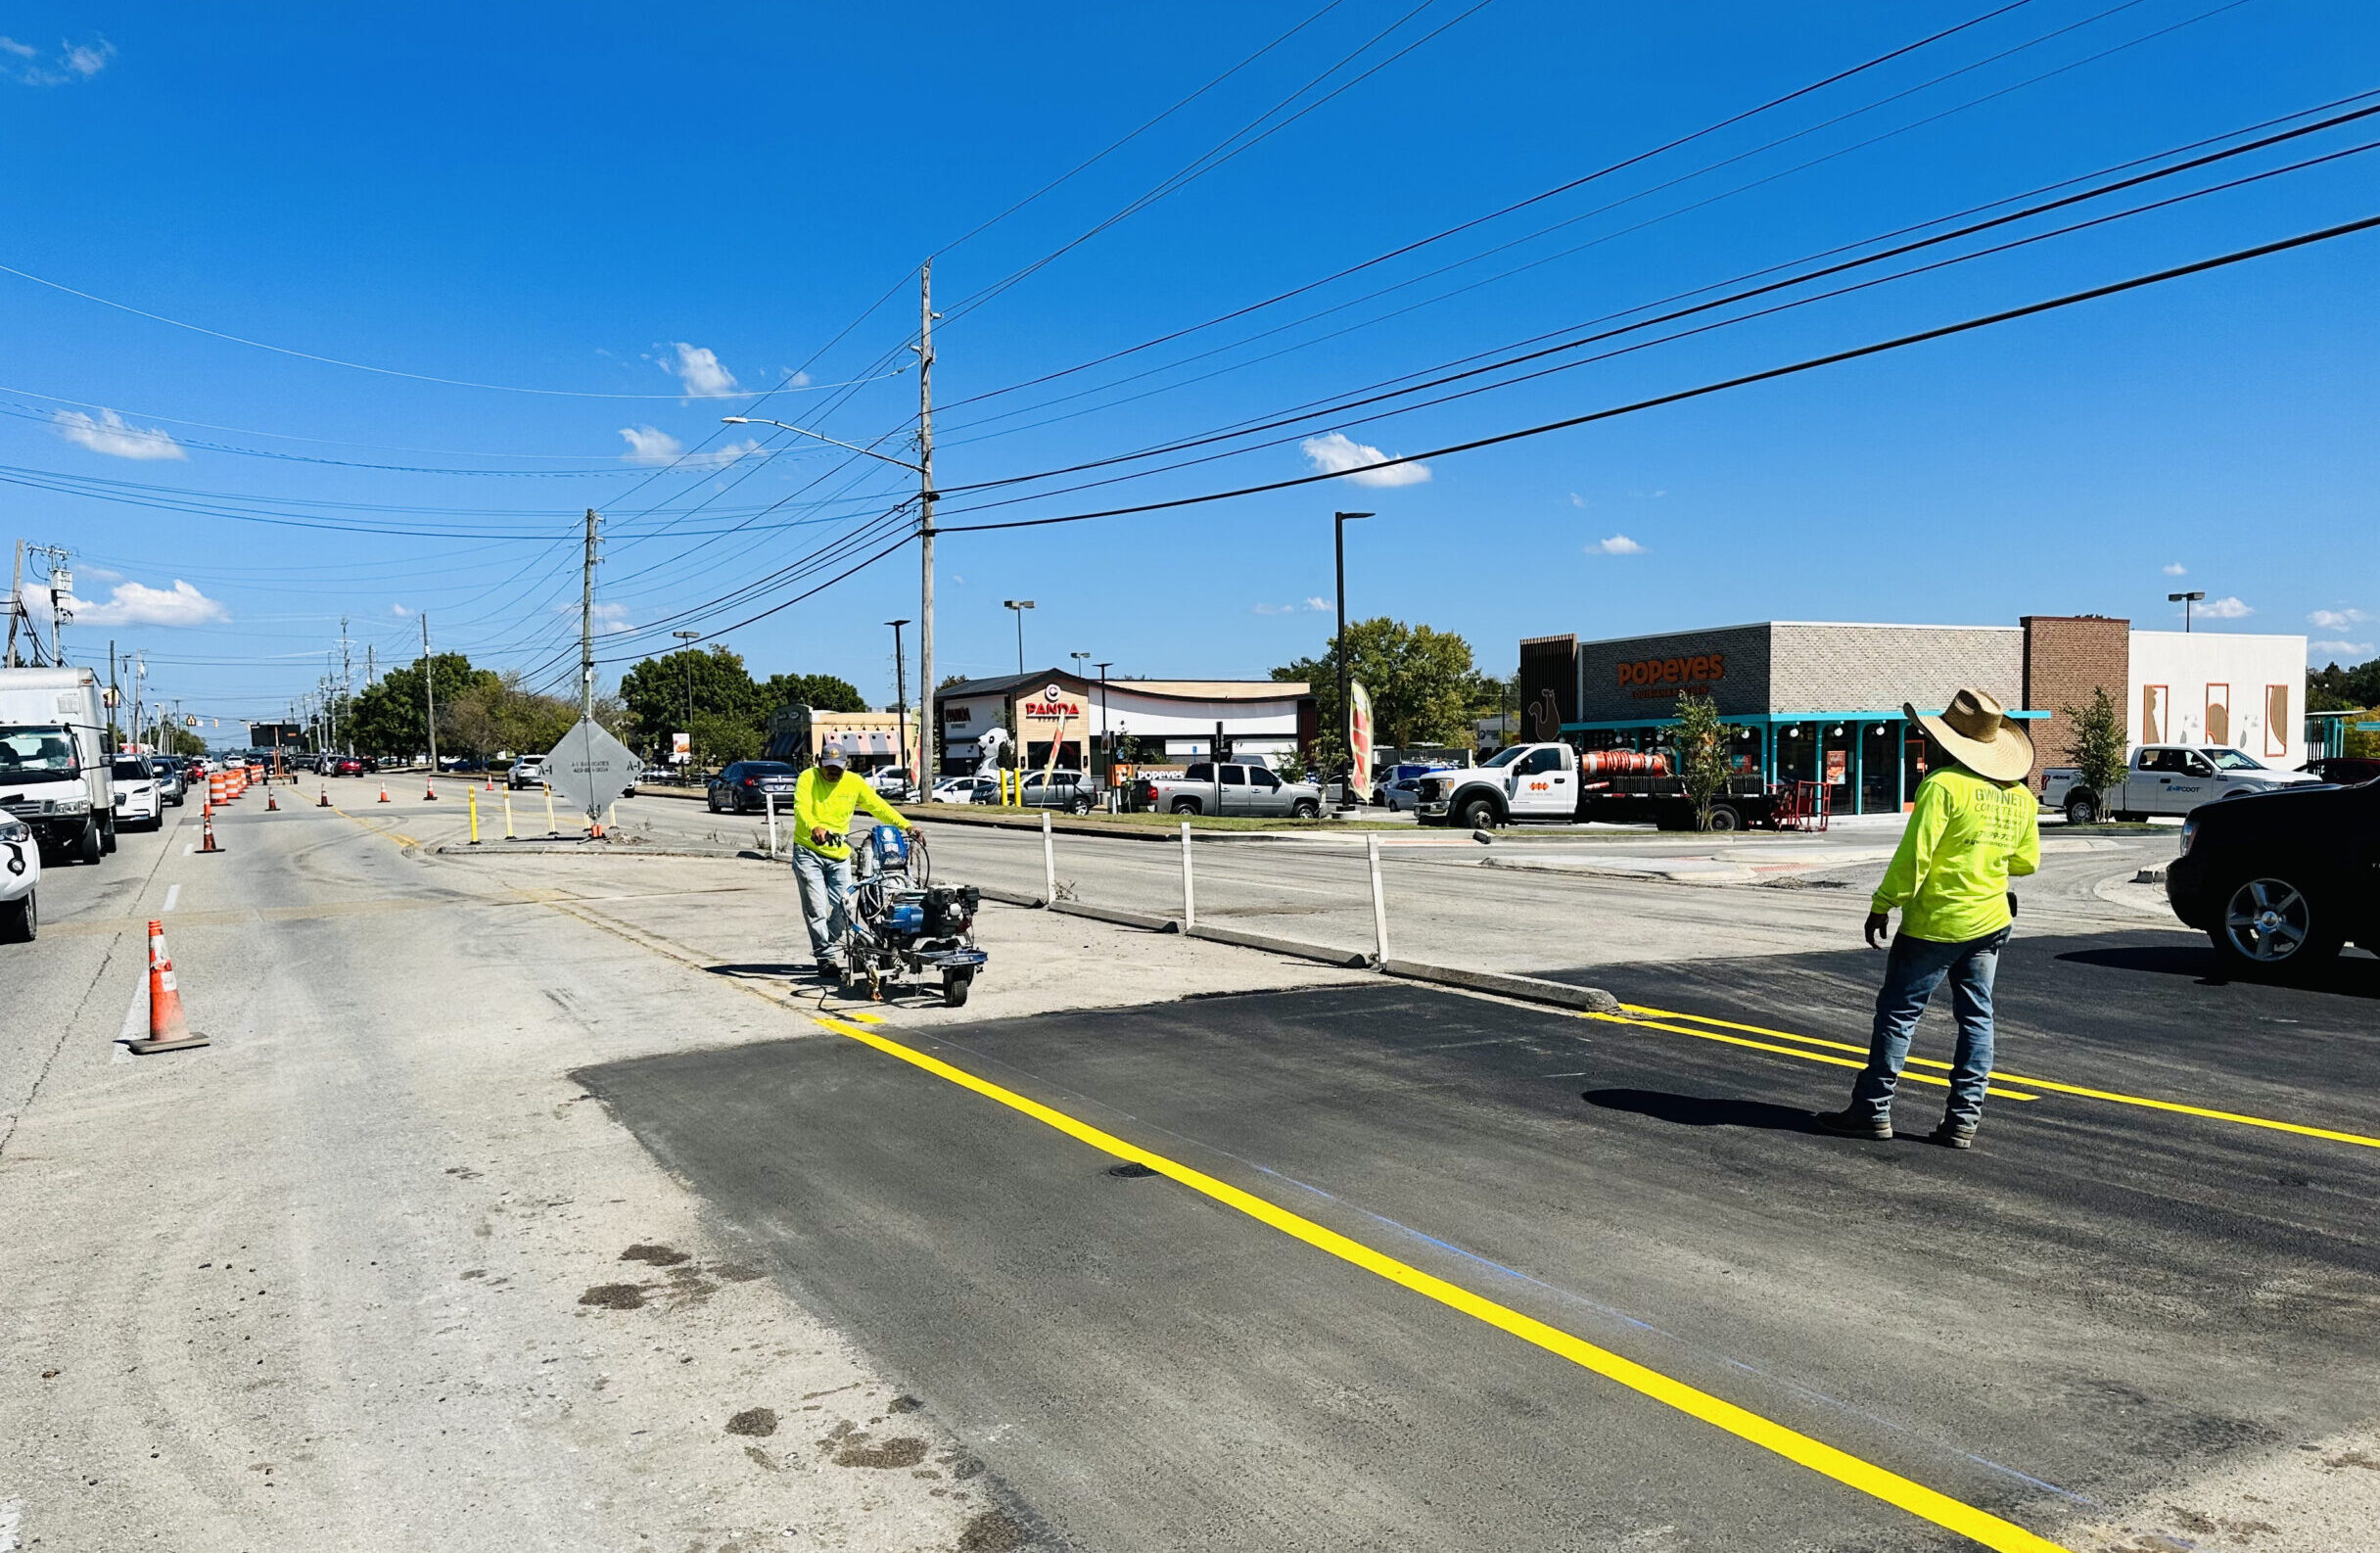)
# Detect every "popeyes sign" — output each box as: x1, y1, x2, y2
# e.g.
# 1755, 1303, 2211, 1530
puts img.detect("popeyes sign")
1022, 682, 1083, 720
1618, 651, 1725, 699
